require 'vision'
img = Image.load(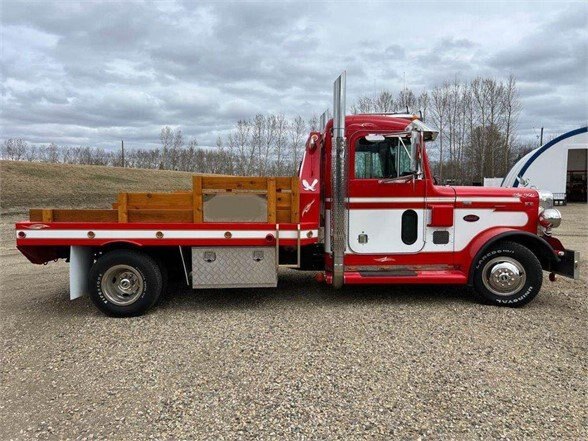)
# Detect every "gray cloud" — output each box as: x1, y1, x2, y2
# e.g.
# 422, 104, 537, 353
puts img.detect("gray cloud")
1, 0, 586, 149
